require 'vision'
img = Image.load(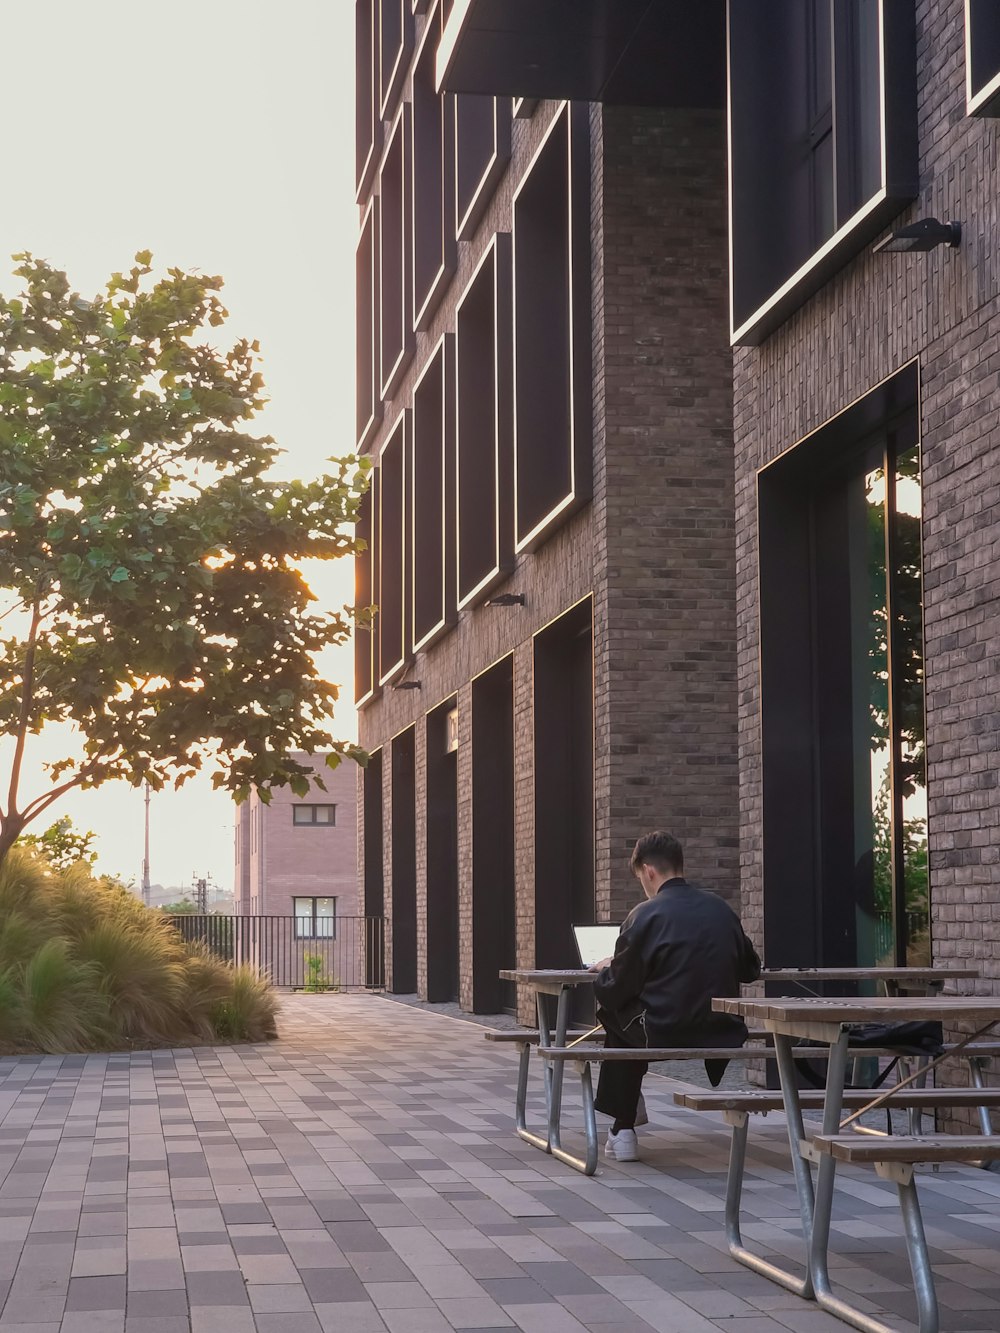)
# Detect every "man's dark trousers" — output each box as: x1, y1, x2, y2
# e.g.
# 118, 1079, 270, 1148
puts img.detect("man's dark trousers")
593, 1006, 647, 1124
